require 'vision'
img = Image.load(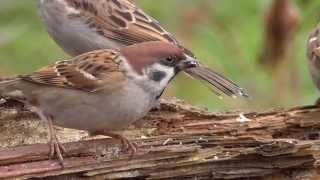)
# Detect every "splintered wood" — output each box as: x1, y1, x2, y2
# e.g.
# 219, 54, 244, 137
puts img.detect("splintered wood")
0, 99, 320, 179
